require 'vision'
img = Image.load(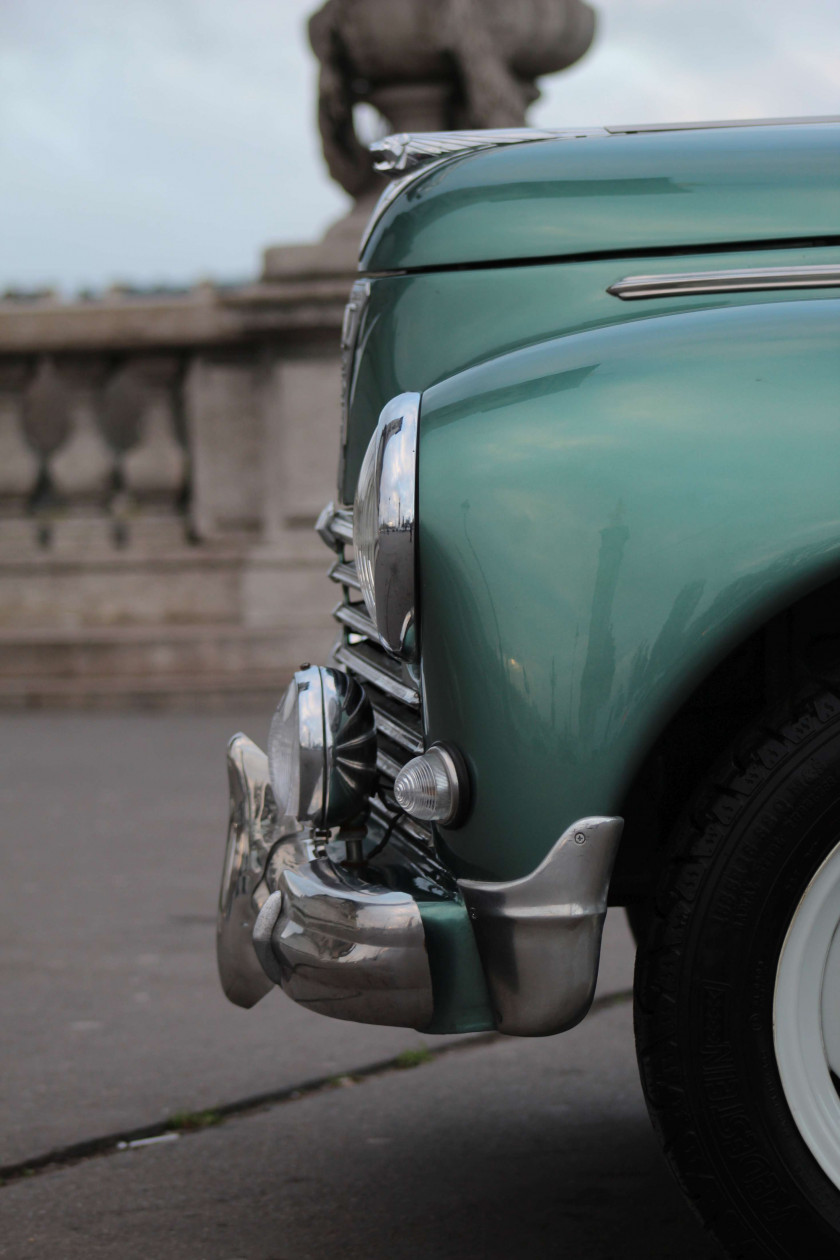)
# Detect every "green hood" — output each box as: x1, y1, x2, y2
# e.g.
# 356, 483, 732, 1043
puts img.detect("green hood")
360, 120, 840, 274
